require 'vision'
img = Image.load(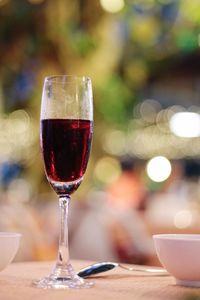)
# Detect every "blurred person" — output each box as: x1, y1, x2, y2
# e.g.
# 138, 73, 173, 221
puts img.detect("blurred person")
70, 156, 154, 265
70, 192, 154, 264
106, 156, 148, 211
104, 157, 153, 263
